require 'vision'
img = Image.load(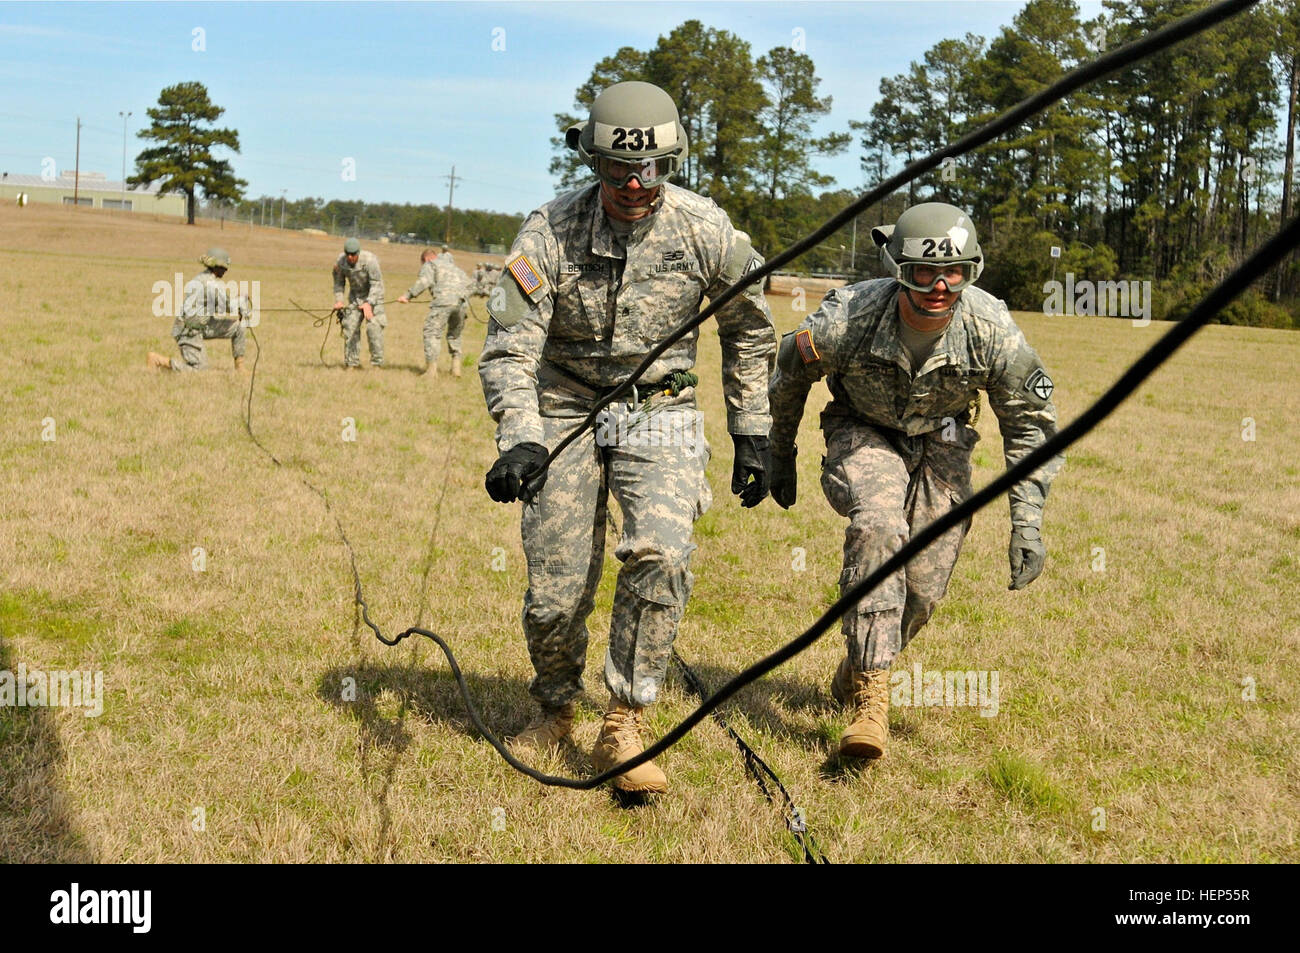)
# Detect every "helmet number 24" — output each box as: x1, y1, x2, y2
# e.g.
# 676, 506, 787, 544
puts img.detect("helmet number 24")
610, 126, 659, 150
919, 237, 955, 257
